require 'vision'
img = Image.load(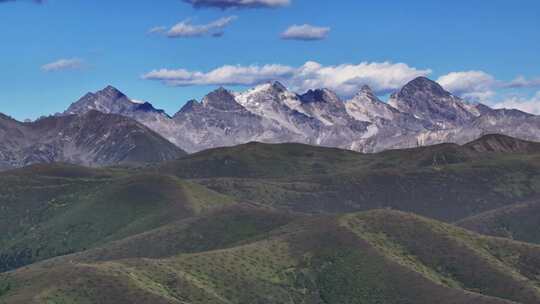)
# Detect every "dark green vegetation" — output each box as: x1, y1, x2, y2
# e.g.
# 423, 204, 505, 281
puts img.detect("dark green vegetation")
458, 198, 540, 245
0, 164, 234, 272
2, 134, 540, 303
3, 209, 540, 304
162, 134, 540, 221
